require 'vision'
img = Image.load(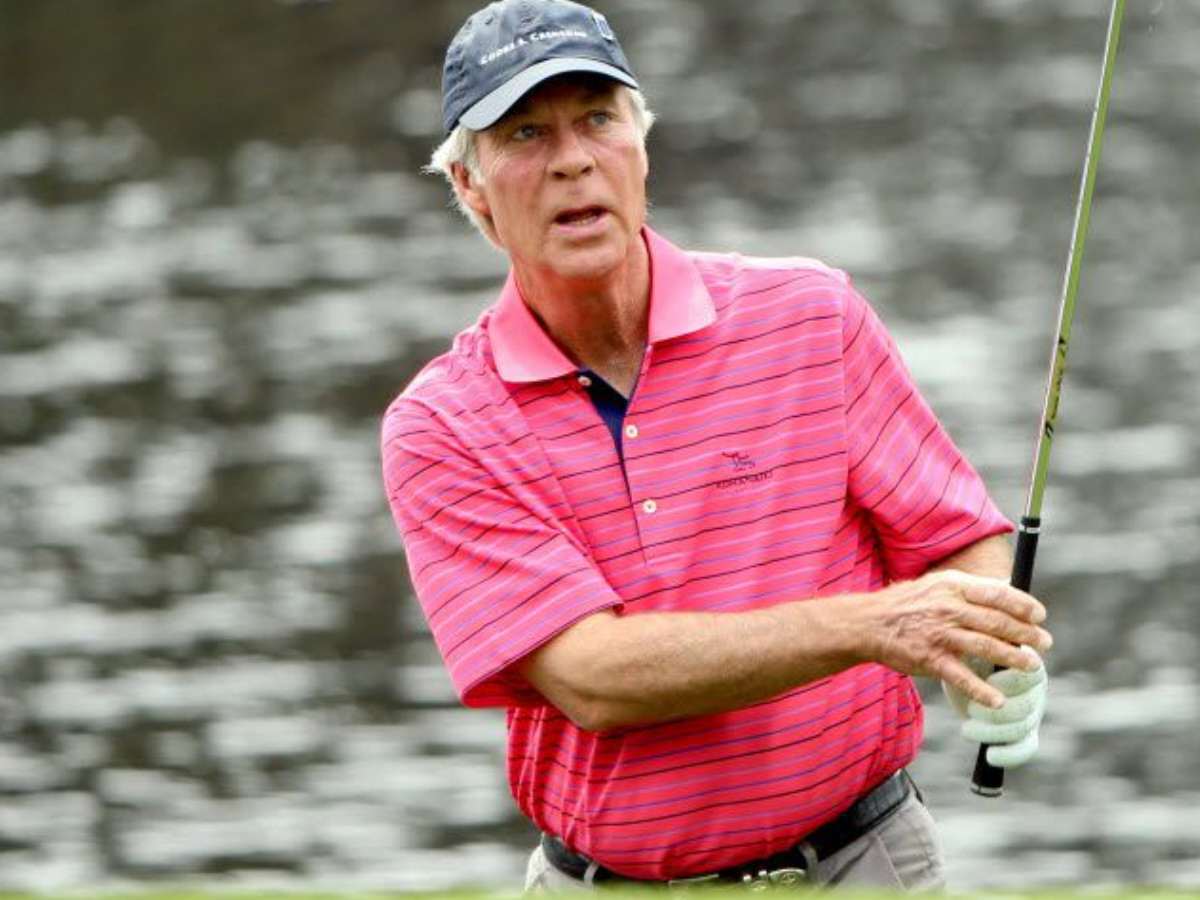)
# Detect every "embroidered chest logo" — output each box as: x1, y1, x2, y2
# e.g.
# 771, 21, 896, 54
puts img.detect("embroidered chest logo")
717, 451, 773, 489
722, 450, 756, 471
